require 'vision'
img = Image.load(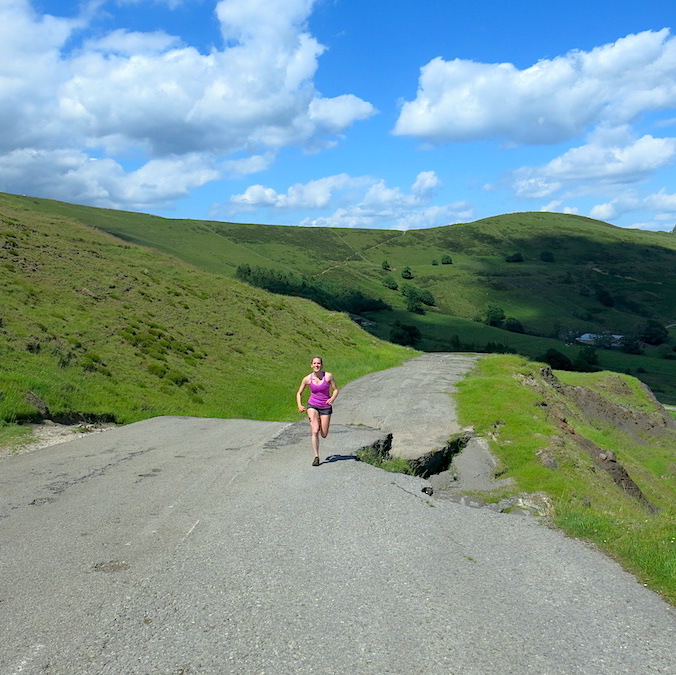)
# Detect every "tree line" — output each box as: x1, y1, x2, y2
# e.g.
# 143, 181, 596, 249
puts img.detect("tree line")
235, 264, 390, 315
